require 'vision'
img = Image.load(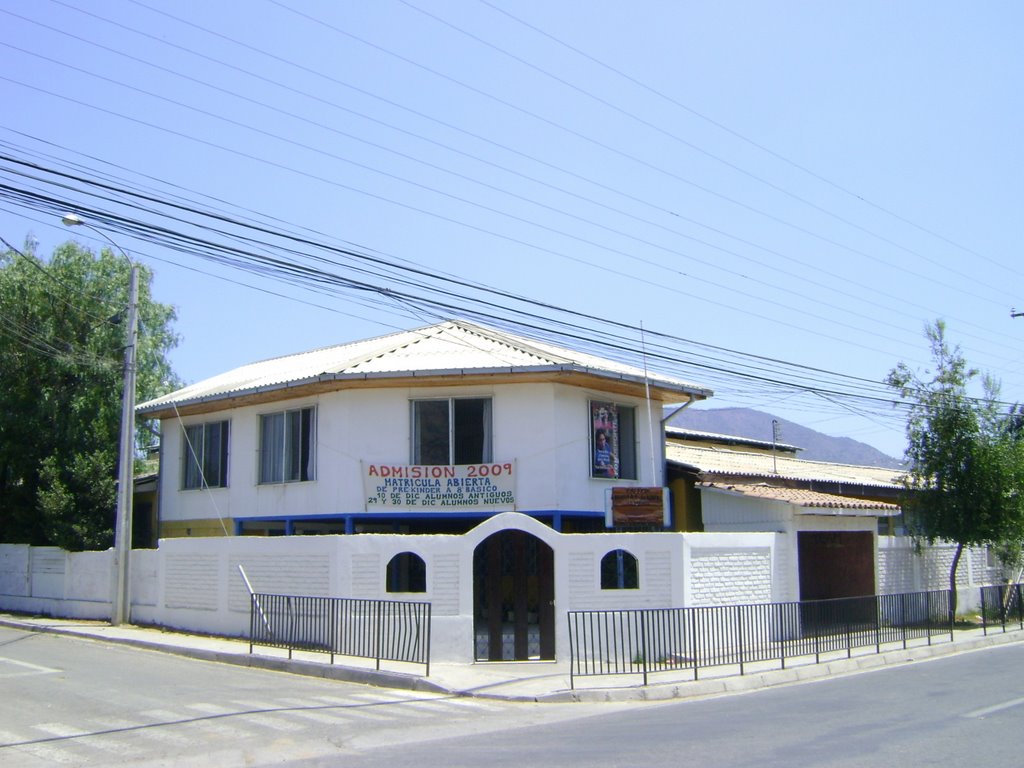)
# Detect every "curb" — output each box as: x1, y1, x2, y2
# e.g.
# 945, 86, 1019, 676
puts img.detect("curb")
3, 616, 1021, 704
0, 617, 455, 696
537, 629, 1024, 703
